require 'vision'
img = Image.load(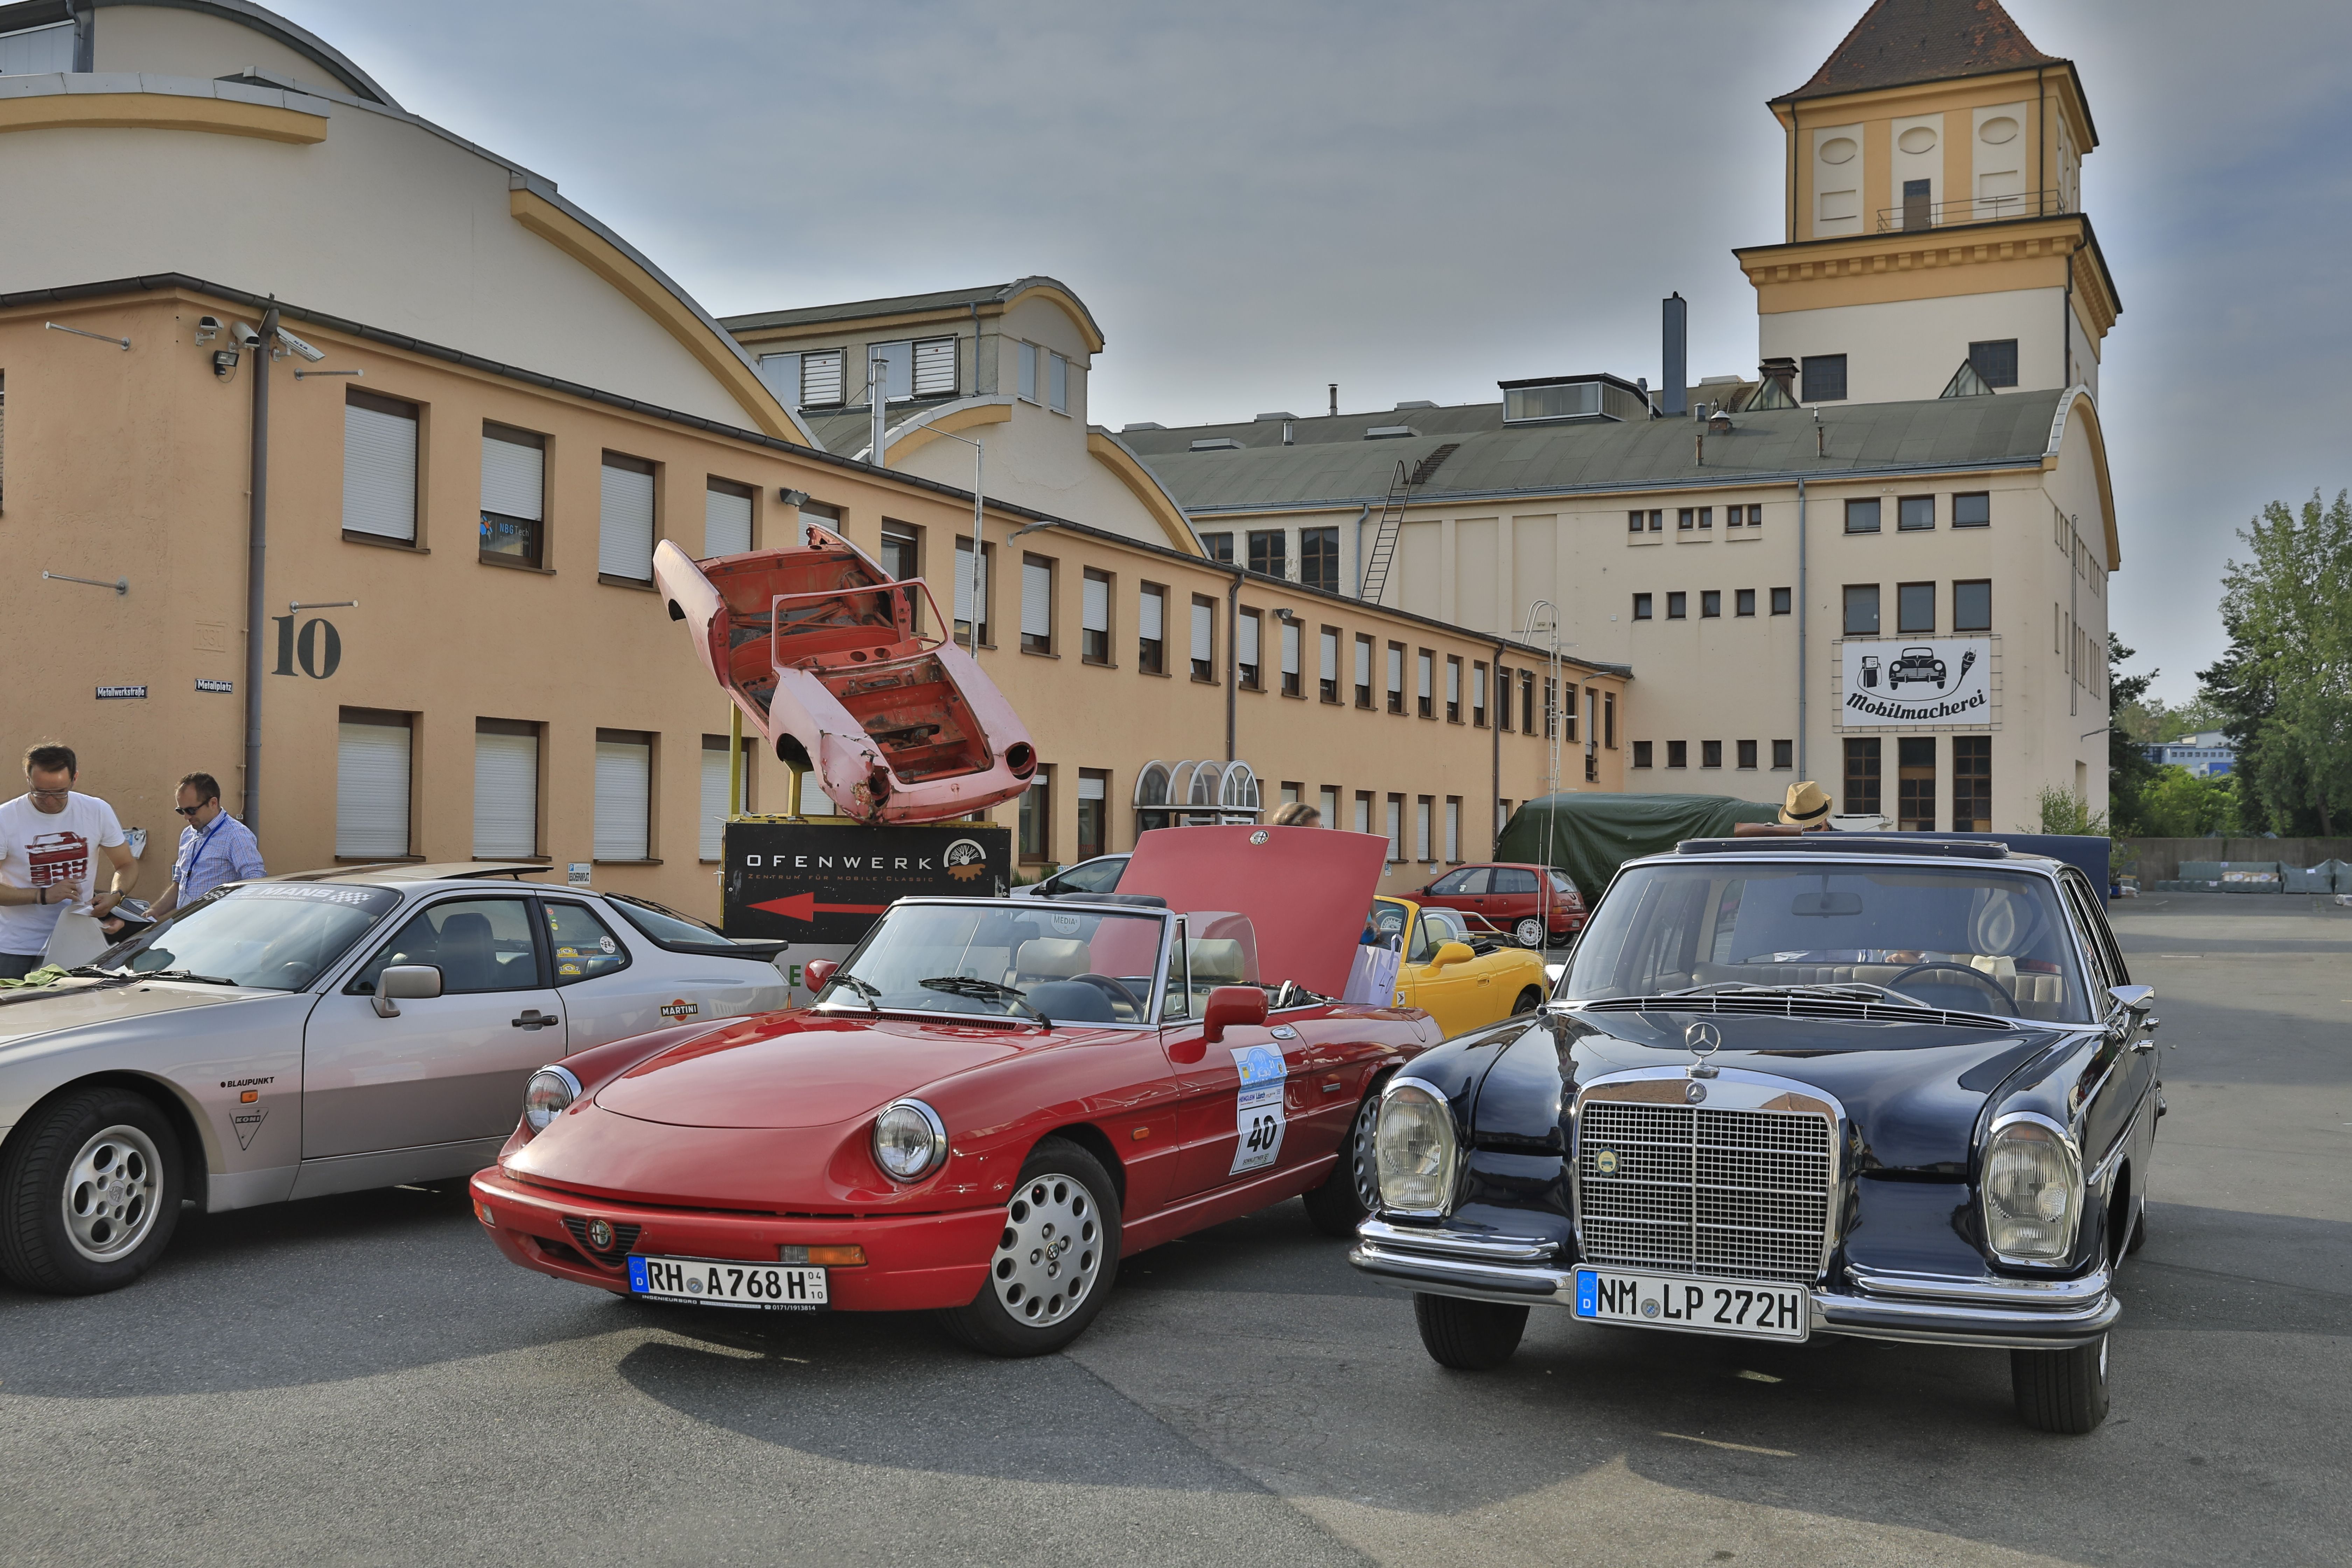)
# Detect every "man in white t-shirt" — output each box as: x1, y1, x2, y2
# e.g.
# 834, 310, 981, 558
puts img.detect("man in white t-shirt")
0, 743, 139, 980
